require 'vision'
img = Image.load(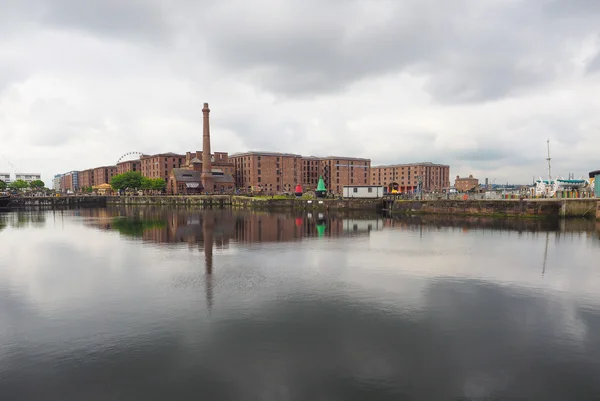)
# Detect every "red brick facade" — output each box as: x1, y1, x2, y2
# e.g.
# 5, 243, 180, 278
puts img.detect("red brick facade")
140, 153, 185, 182
184, 151, 235, 177
229, 152, 371, 194
455, 175, 479, 192
117, 160, 141, 175
229, 152, 303, 193
316, 157, 370, 194
371, 163, 450, 192
79, 169, 94, 189
93, 166, 118, 186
